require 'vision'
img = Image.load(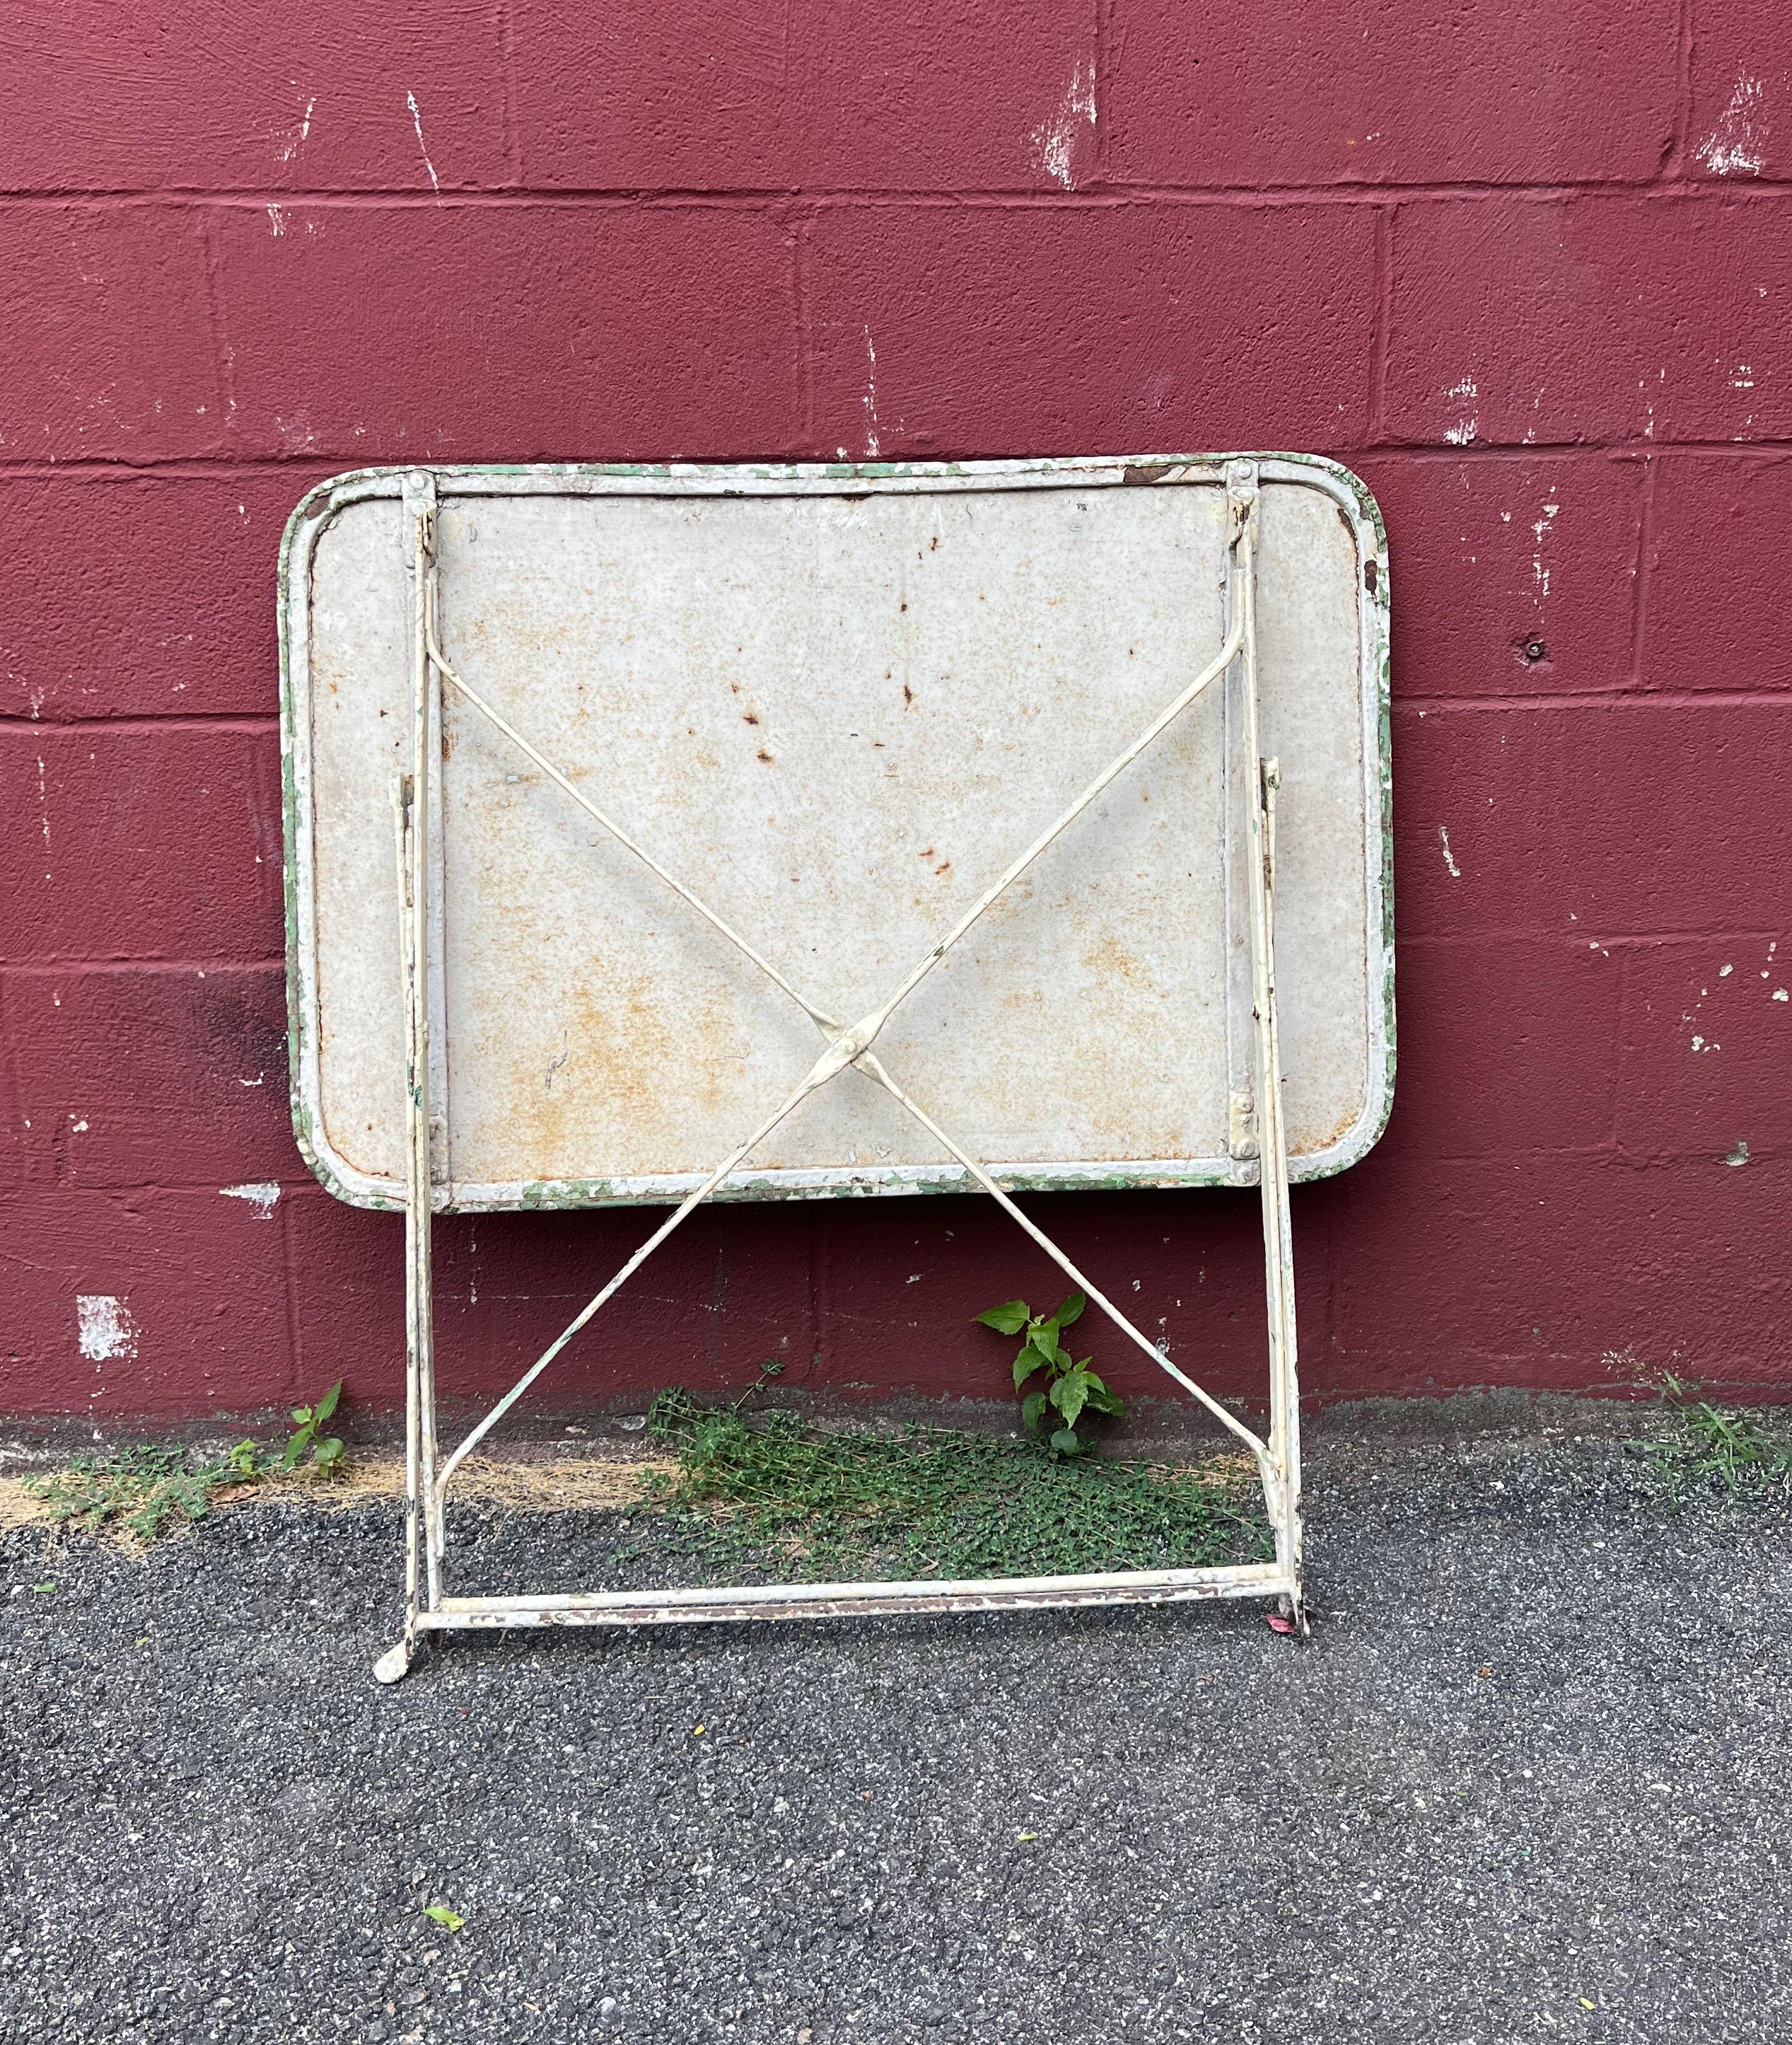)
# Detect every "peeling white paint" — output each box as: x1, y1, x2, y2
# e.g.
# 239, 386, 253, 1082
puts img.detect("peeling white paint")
1774, 988, 1788, 1002
1032, 55, 1096, 189
35, 755, 50, 879
861, 327, 881, 459
76, 1294, 137, 1363
1719, 963, 1733, 976
1726, 1140, 1750, 1168
1696, 76, 1767, 178
267, 204, 287, 238
277, 93, 317, 163
221, 1181, 281, 1220
1438, 825, 1461, 878
1531, 500, 1559, 599
1443, 376, 1478, 446
406, 89, 441, 195
273, 410, 318, 454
